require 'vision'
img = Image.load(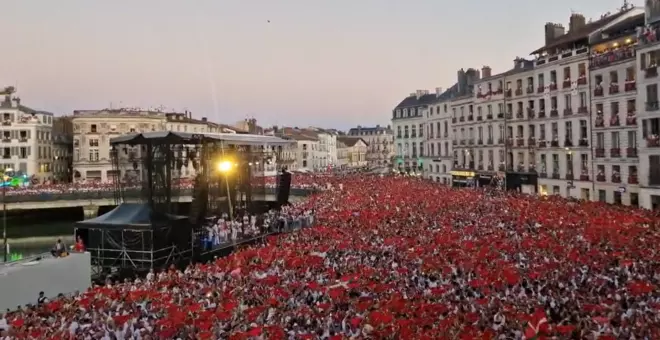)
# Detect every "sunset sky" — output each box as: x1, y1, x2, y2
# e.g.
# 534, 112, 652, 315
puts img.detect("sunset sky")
2, 0, 640, 129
